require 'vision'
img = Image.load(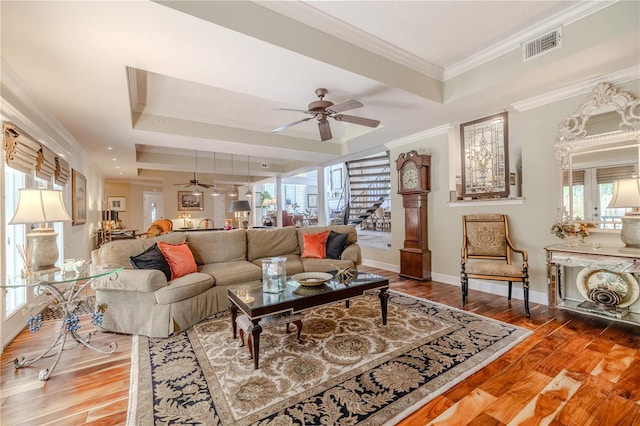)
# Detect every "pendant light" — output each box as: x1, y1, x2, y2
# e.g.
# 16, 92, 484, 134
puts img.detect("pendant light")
245, 155, 253, 198
211, 152, 220, 196
228, 154, 238, 197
